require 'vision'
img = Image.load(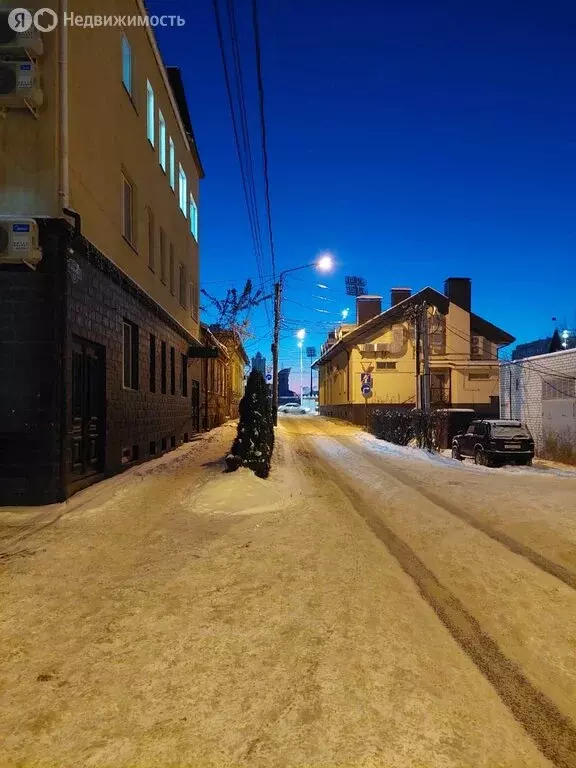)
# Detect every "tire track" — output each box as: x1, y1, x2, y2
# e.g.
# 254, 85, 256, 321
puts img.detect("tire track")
297, 433, 576, 768
336, 435, 576, 592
